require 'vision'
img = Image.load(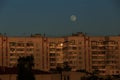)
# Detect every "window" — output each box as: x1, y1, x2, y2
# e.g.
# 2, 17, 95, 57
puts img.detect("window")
10, 53, 15, 56
92, 66, 97, 69
36, 49, 40, 51
69, 40, 75, 45
49, 42, 56, 46
50, 58, 56, 61
79, 57, 82, 59
26, 43, 33, 47
78, 47, 81, 50
10, 58, 16, 61
91, 41, 97, 45
50, 53, 55, 56
10, 48, 15, 52
92, 51, 97, 54
50, 63, 55, 66
116, 71, 119, 73
56, 49, 61, 51
91, 46, 97, 49
27, 48, 33, 51
79, 52, 81, 54
49, 48, 55, 51
72, 47, 77, 50
79, 61, 82, 64
17, 43, 24, 47
63, 76, 70, 80
57, 42, 63, 47
9, 42, 16, 46
115, 46, 118, 49
79, 42, 82, 44
56, 54, 60, 56
16, 48, 24, 51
